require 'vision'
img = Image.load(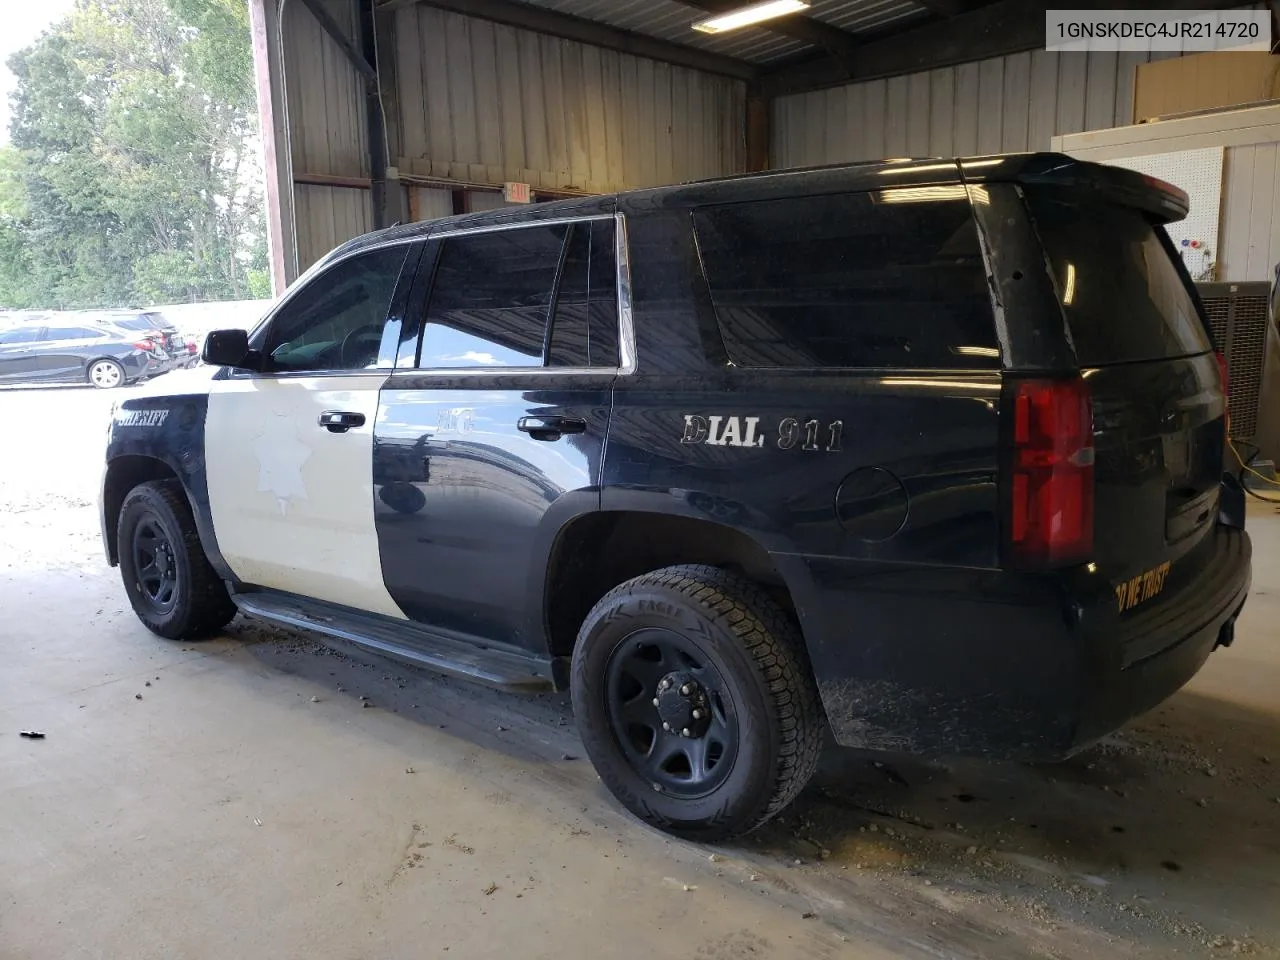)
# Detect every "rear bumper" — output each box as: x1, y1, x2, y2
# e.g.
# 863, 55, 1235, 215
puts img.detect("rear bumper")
1072, 525, 1250, 752
784, 524, 1252, 760
119, 353, 154, 382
